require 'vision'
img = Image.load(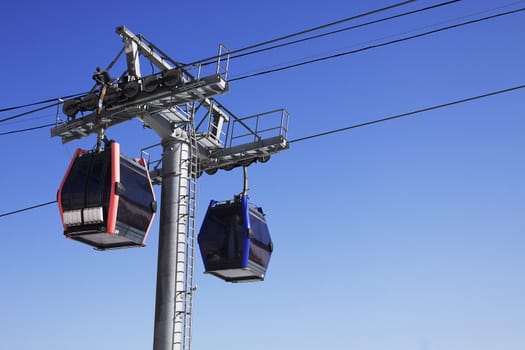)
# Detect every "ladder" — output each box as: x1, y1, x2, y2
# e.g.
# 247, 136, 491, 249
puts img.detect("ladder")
172, 101, 198, 350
